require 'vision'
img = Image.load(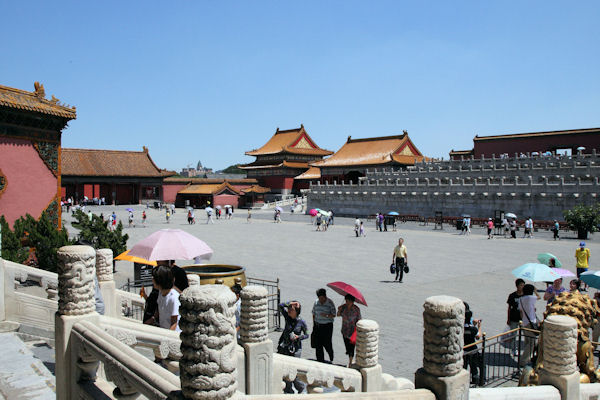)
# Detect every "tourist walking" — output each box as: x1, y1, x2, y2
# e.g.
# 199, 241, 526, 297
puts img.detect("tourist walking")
206, 208, 214, 224
502, 218, 509, 237
392, 238, 408, 282
165, 209, 170, 223
276, 209, 282, 223
576, 242, 591, 290
312, 288, 336, 363
487, 218, 494, 239
354, 218, 361, 237
465, 217, 471, 235
247, 209, 252, 223
278, 301, 308, 394
518, 284, 538, 366
552, 220, 560, 240
523, 217, 533, 238
337, 294, 361, 367
128, 211, 134, 227
378, 213, 384, 232
329, 210, 334, 225
359, 221, 366, 237
510, 219, 517, 238
110, 211, 117, 231
506, 279, 524, 354
316, 214, 322, 231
